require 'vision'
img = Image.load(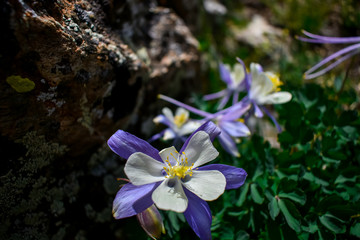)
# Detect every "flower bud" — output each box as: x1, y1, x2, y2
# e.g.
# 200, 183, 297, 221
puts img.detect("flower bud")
137, 204, 165, 239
